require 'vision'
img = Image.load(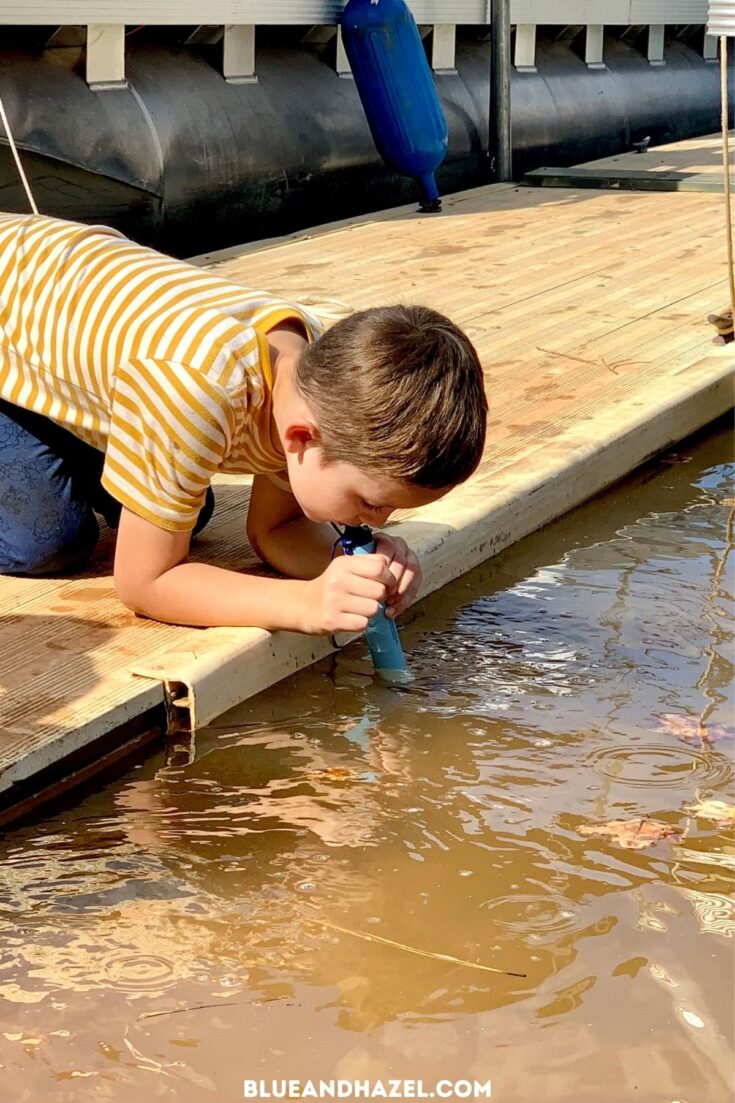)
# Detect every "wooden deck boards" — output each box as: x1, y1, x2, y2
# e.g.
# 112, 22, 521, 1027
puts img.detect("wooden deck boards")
1, 133, 733, 814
